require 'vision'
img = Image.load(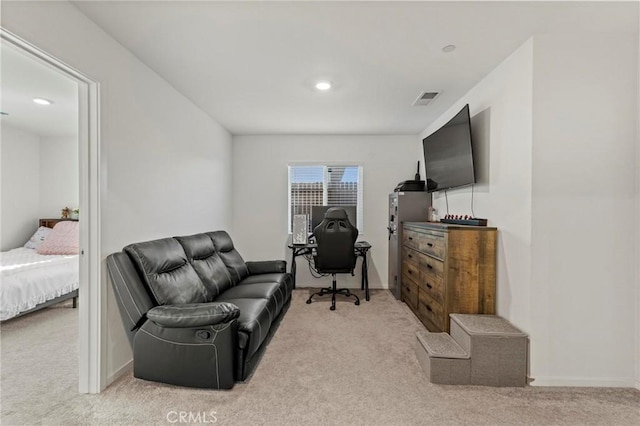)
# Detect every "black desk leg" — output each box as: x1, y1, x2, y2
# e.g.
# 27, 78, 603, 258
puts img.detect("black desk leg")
291, 250, 297, 289
363, 251, 369, 301
361, 256, 365, 290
